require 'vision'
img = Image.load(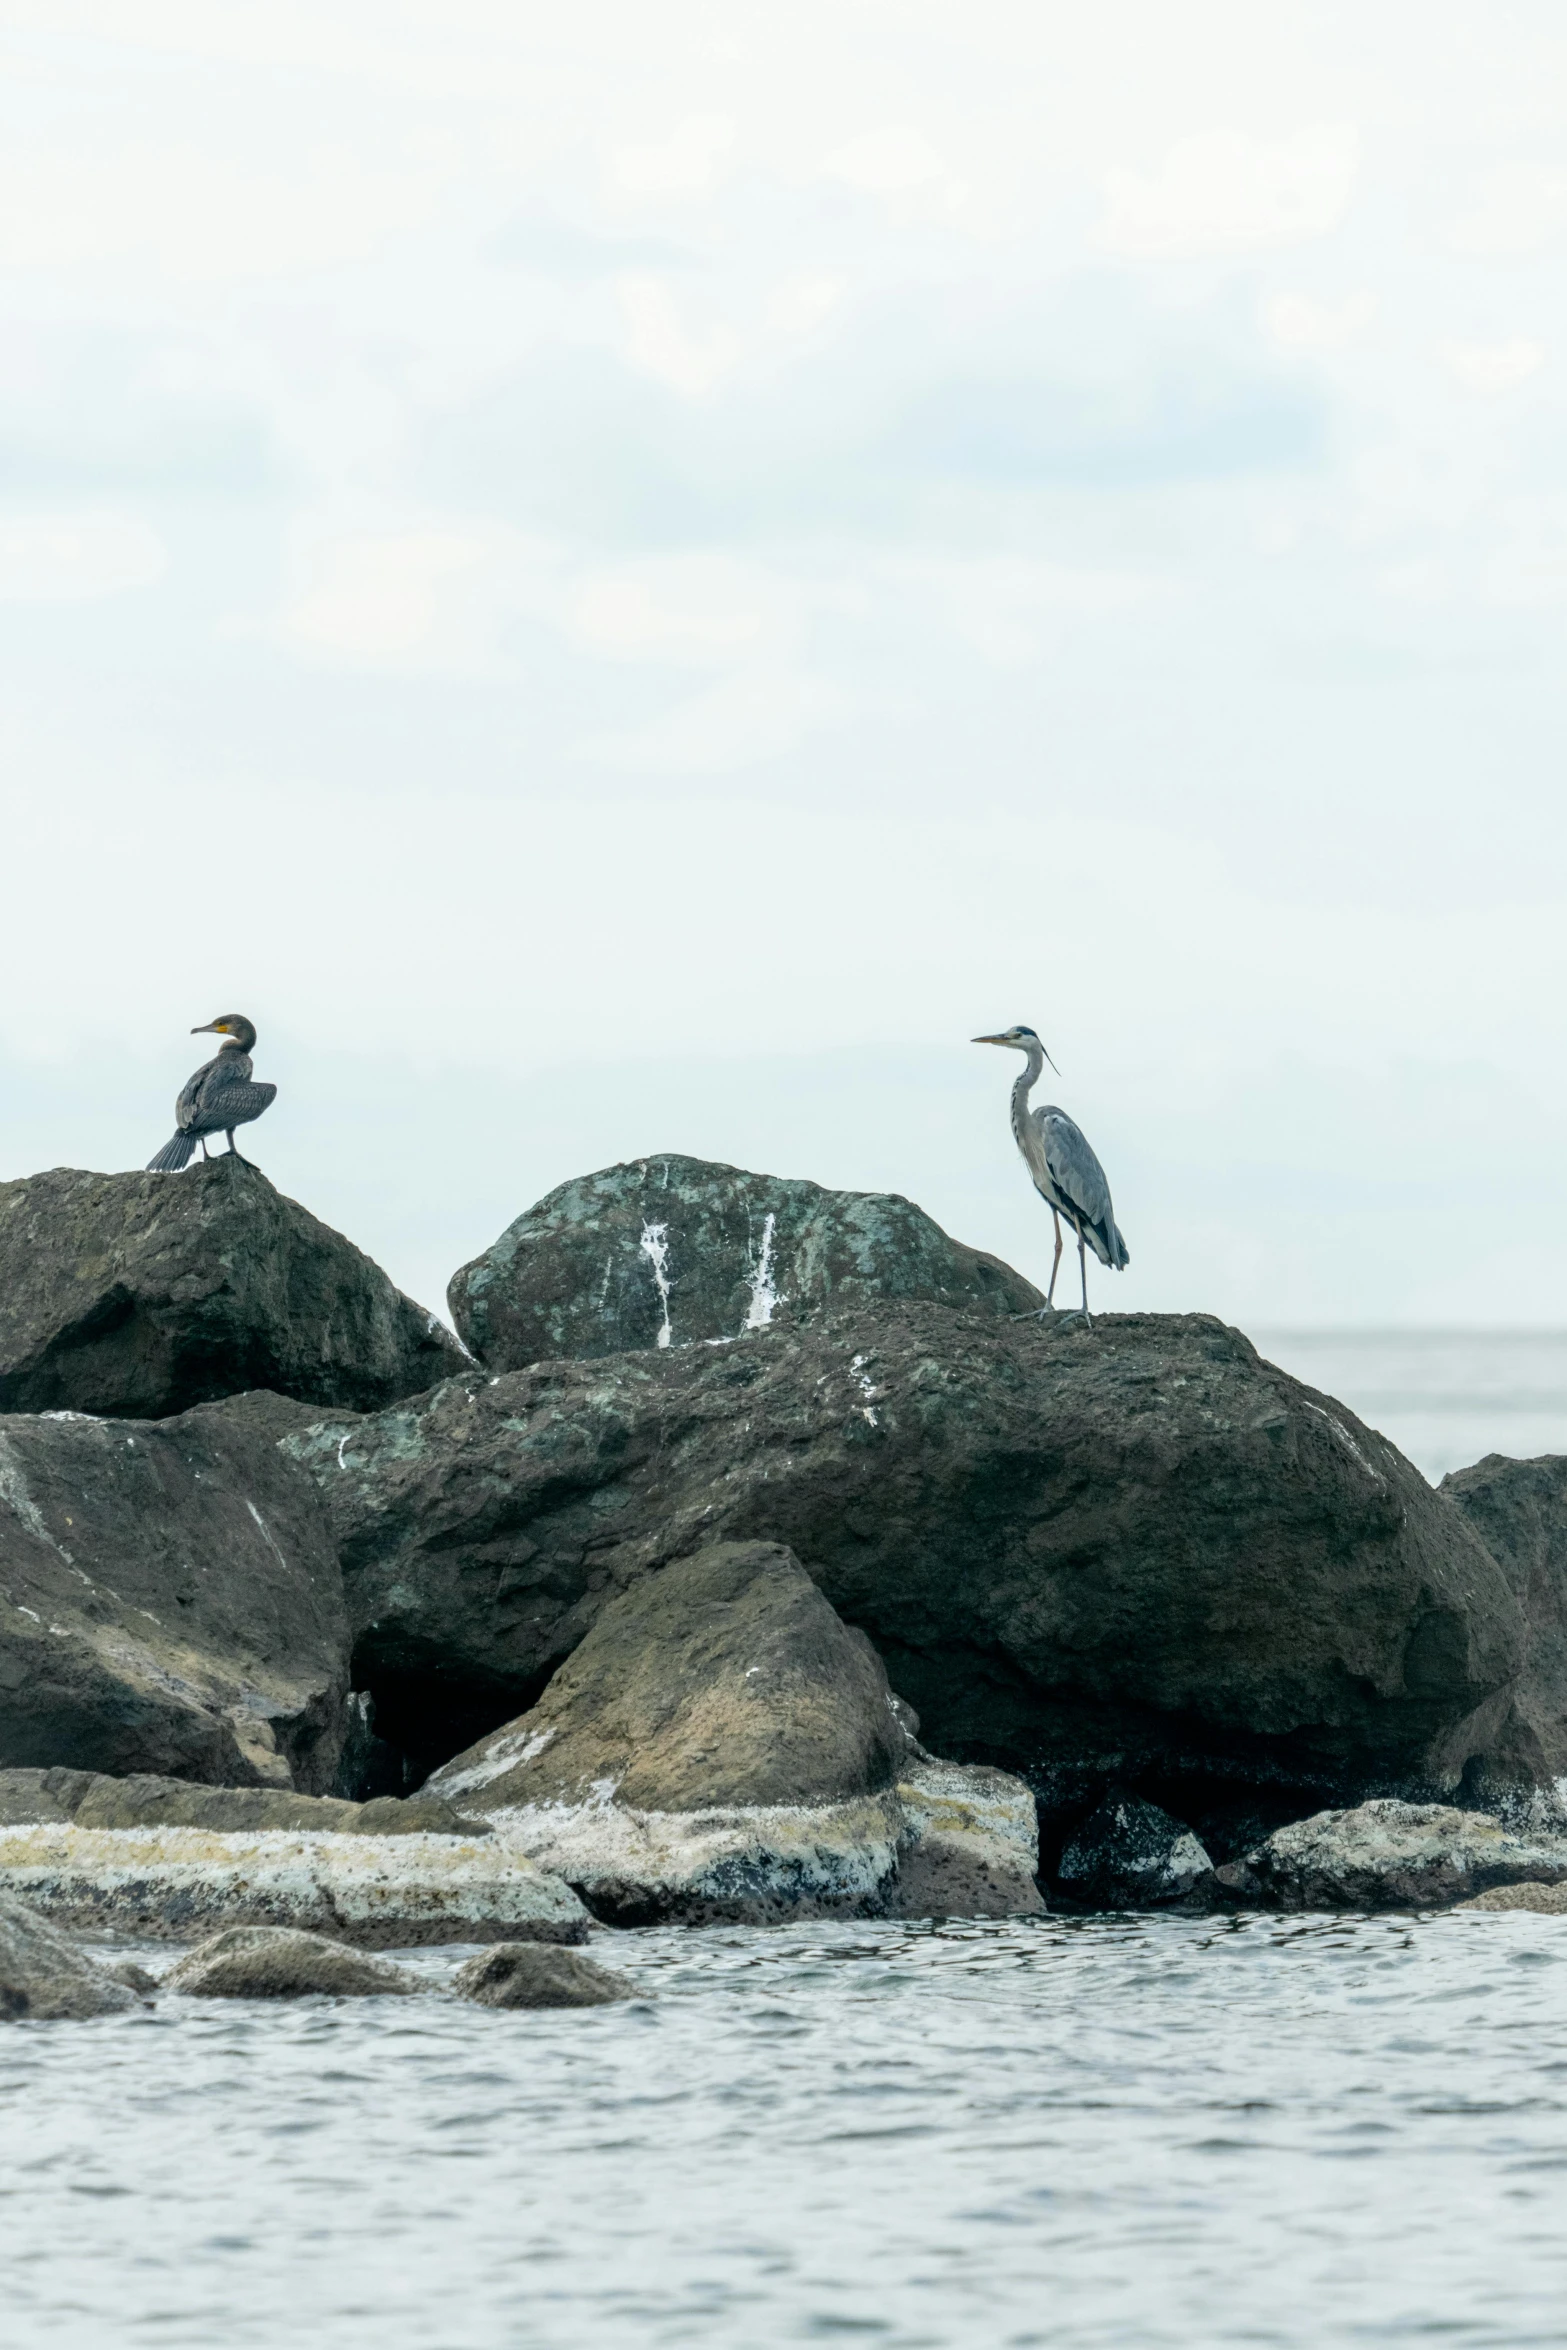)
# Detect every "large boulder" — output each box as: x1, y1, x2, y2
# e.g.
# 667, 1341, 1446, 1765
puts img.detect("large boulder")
0, 1394, 349, 1789
0, 1160, 465, 1420
1440, 1454, 1567, 1797
283, 1305, 1527, 1826
0, 1887, 142, 2020
447, 1153, 1041, 1368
